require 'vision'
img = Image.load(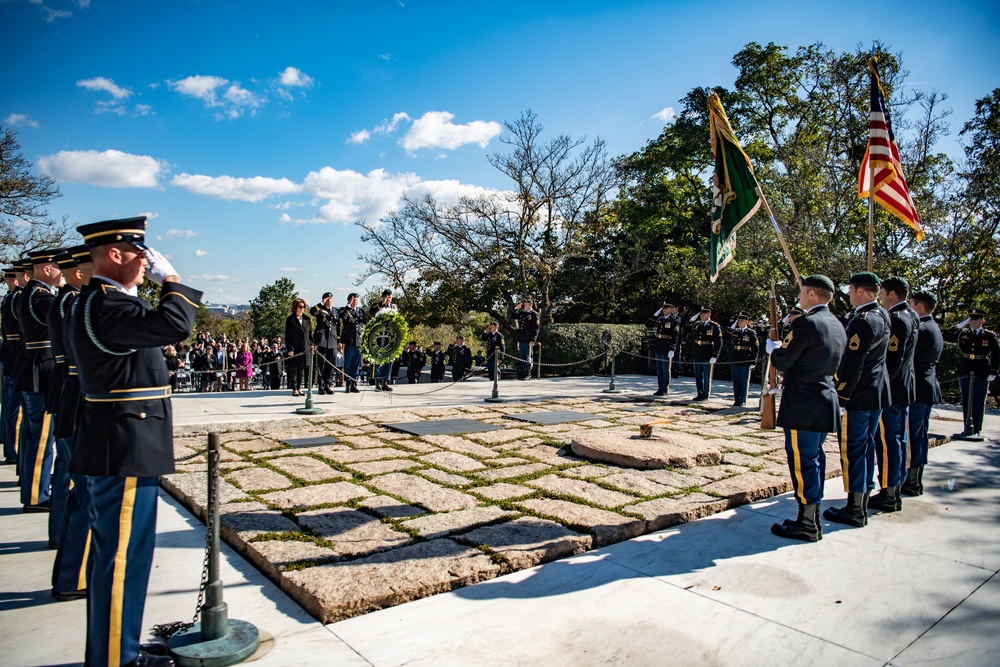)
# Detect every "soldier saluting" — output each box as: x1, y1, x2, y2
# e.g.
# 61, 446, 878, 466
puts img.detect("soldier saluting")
648, 301, 680, 397
67, 216, 202, 667
728, 312, 759, 407
481, 321, 505, 381
689, 305, 722, 400
944, 309, 999, 438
